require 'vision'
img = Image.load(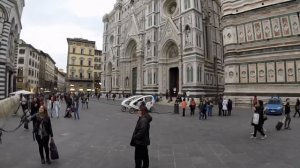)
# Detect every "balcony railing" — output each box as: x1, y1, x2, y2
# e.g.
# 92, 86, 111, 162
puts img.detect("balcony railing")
67, 77, 94, 81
